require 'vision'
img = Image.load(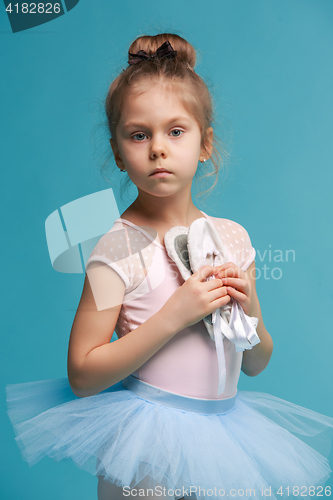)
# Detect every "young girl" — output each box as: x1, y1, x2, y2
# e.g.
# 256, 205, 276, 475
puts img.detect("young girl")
6, 33, 333, 500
